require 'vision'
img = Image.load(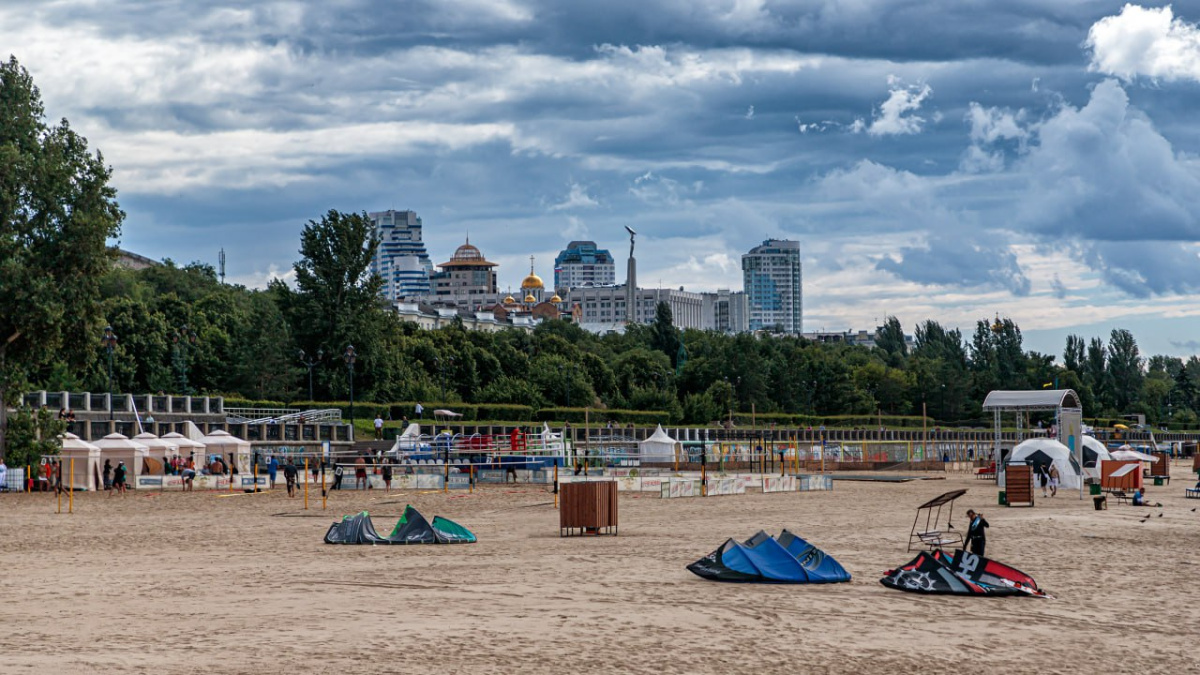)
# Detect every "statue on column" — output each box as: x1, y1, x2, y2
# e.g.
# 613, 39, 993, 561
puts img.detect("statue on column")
625, 225, 637, 258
